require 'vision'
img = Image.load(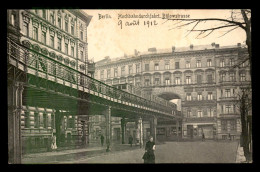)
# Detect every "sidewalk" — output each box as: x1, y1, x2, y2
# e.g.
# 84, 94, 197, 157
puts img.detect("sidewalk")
22, 143, 142, 164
